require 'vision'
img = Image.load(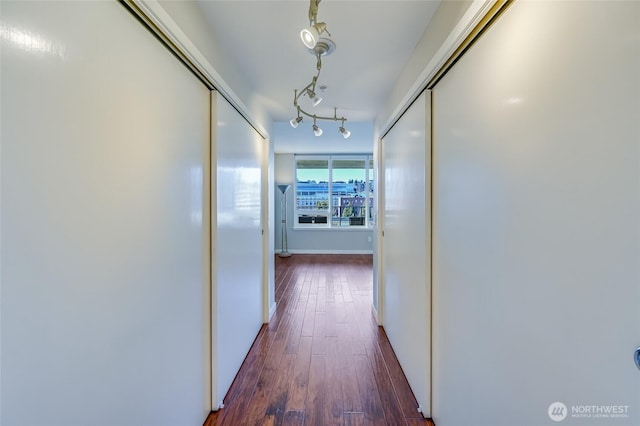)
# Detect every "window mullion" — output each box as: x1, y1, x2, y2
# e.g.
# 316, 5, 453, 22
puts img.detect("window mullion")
327, 156, 333, 228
